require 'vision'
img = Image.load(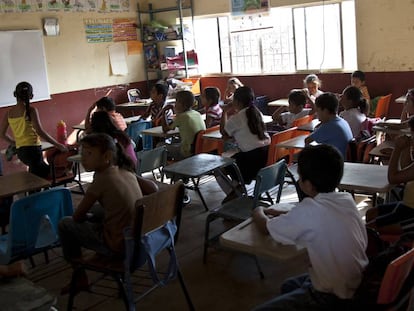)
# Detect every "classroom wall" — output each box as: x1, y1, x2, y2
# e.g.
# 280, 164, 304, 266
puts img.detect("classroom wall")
1, 0, 414, 173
